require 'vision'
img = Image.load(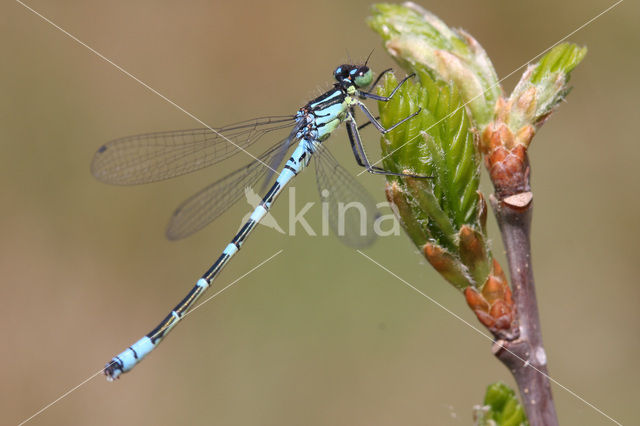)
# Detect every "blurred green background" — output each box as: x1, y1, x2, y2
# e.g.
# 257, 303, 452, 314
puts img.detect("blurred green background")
2, 0, 638, 424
